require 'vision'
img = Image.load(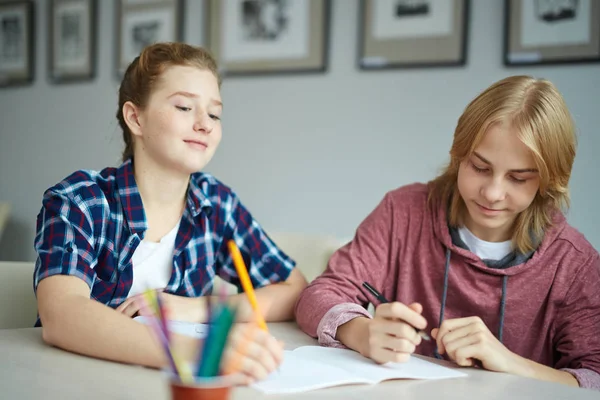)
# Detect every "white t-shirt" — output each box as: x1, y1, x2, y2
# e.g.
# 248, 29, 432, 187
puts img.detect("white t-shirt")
458, 226, 512, 261
127, 222, 179, 298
